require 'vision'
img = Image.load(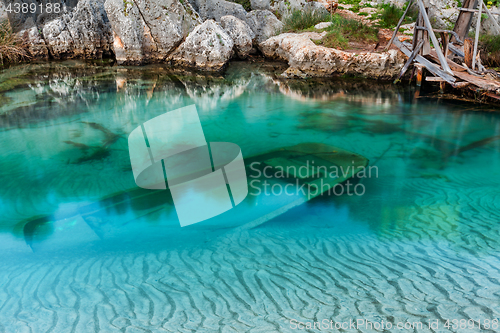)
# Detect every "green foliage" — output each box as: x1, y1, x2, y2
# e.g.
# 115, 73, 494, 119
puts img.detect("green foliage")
320, 13, 379, 49
229, 0, 251, 11
480, 34, 500, 52
281, 9, 329, 32
0, 20, 29, 65
479, 34, 500, 66
376, 3, 418, 29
